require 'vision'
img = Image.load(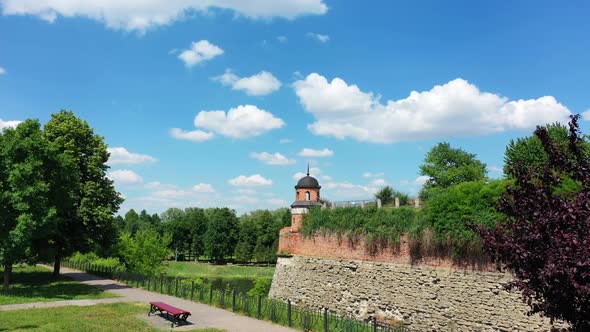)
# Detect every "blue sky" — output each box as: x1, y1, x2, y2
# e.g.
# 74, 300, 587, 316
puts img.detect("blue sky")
1, 0, 589, 214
